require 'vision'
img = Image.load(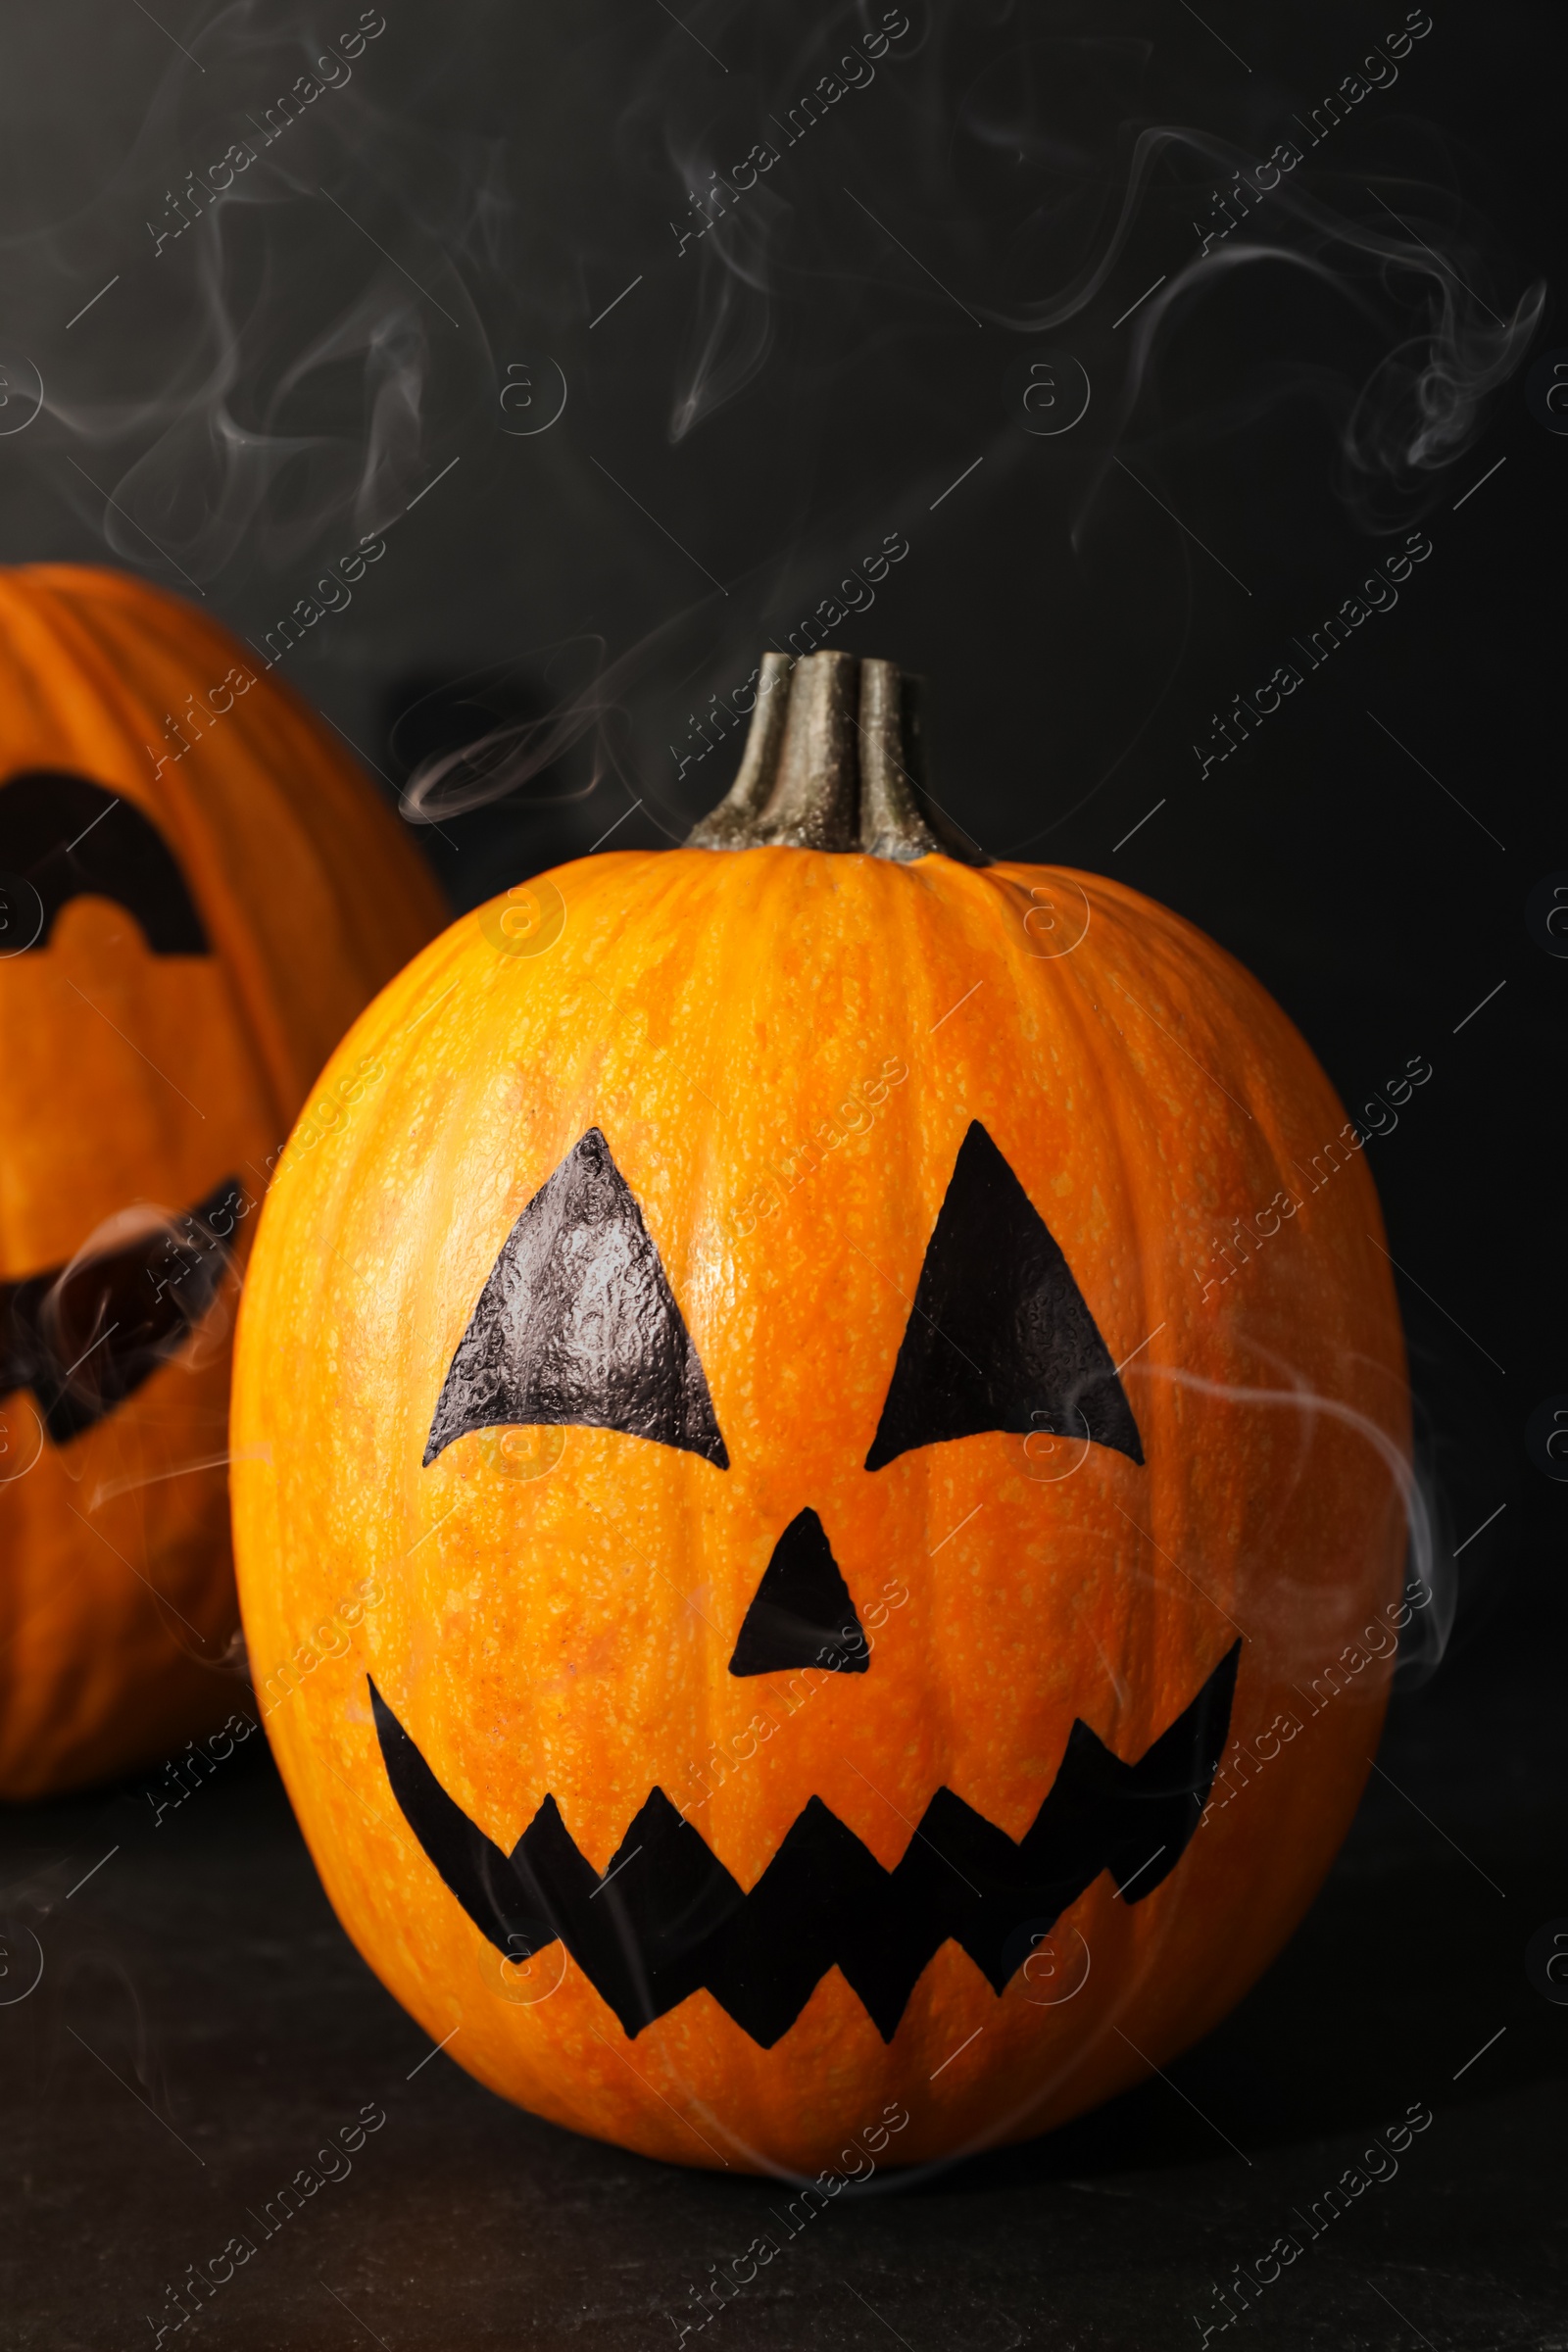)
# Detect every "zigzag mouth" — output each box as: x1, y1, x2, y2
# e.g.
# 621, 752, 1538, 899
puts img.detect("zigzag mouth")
0, 1177, 239, 1444
369, 1641, 1240, 2047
